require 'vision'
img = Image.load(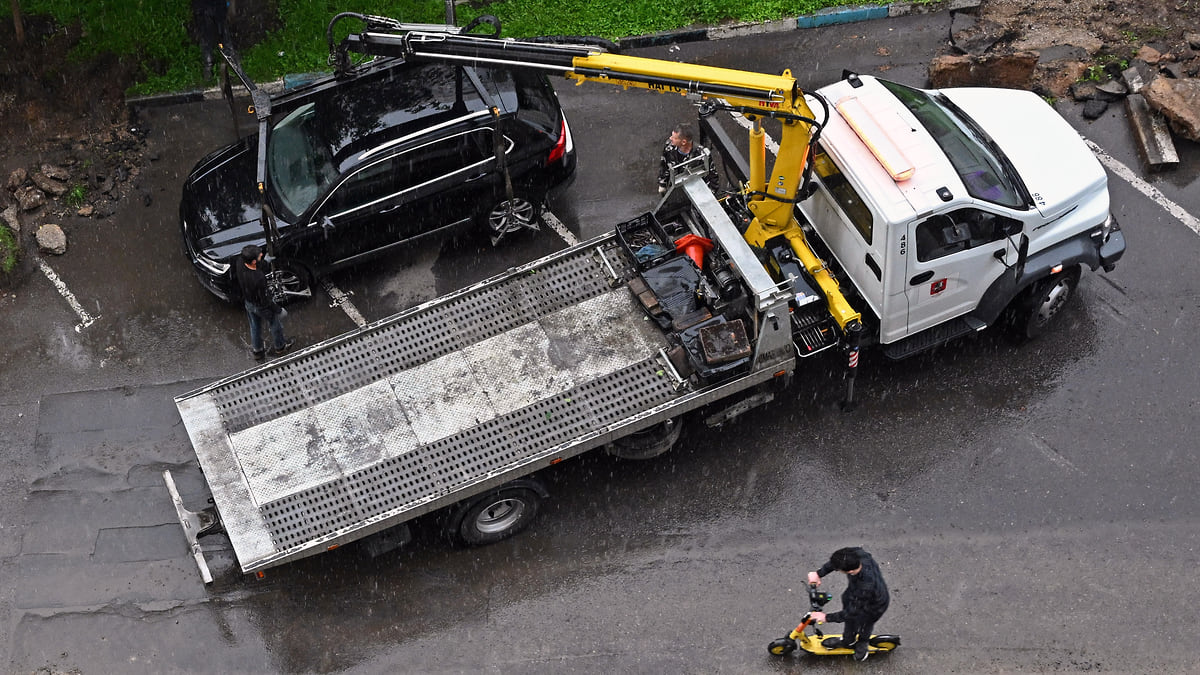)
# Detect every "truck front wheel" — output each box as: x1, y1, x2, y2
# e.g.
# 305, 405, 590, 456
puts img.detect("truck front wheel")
605, 417, 682, 460
448, 485, 543, 546
1011, 267, 1080, 340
